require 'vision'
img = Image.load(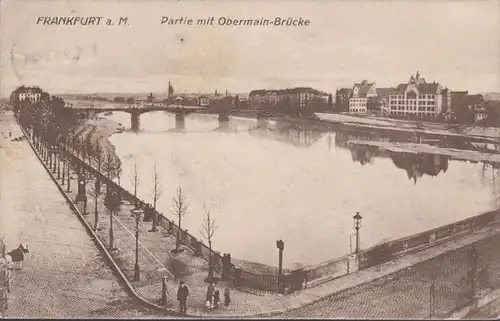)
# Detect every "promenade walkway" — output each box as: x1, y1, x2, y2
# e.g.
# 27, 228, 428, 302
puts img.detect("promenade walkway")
0, 114, 160, 318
